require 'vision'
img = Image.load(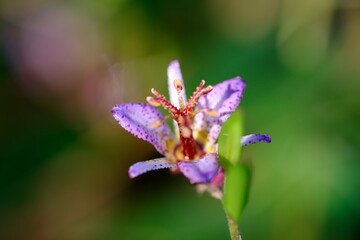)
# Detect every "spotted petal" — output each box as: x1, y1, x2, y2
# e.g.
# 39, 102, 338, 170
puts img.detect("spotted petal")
241, 134, 271, 146
129, 158, 177, 178
178, 153, 219, 184
194, 77, 246, 143
112, 103, 174, 155
167, 60, 187, 108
